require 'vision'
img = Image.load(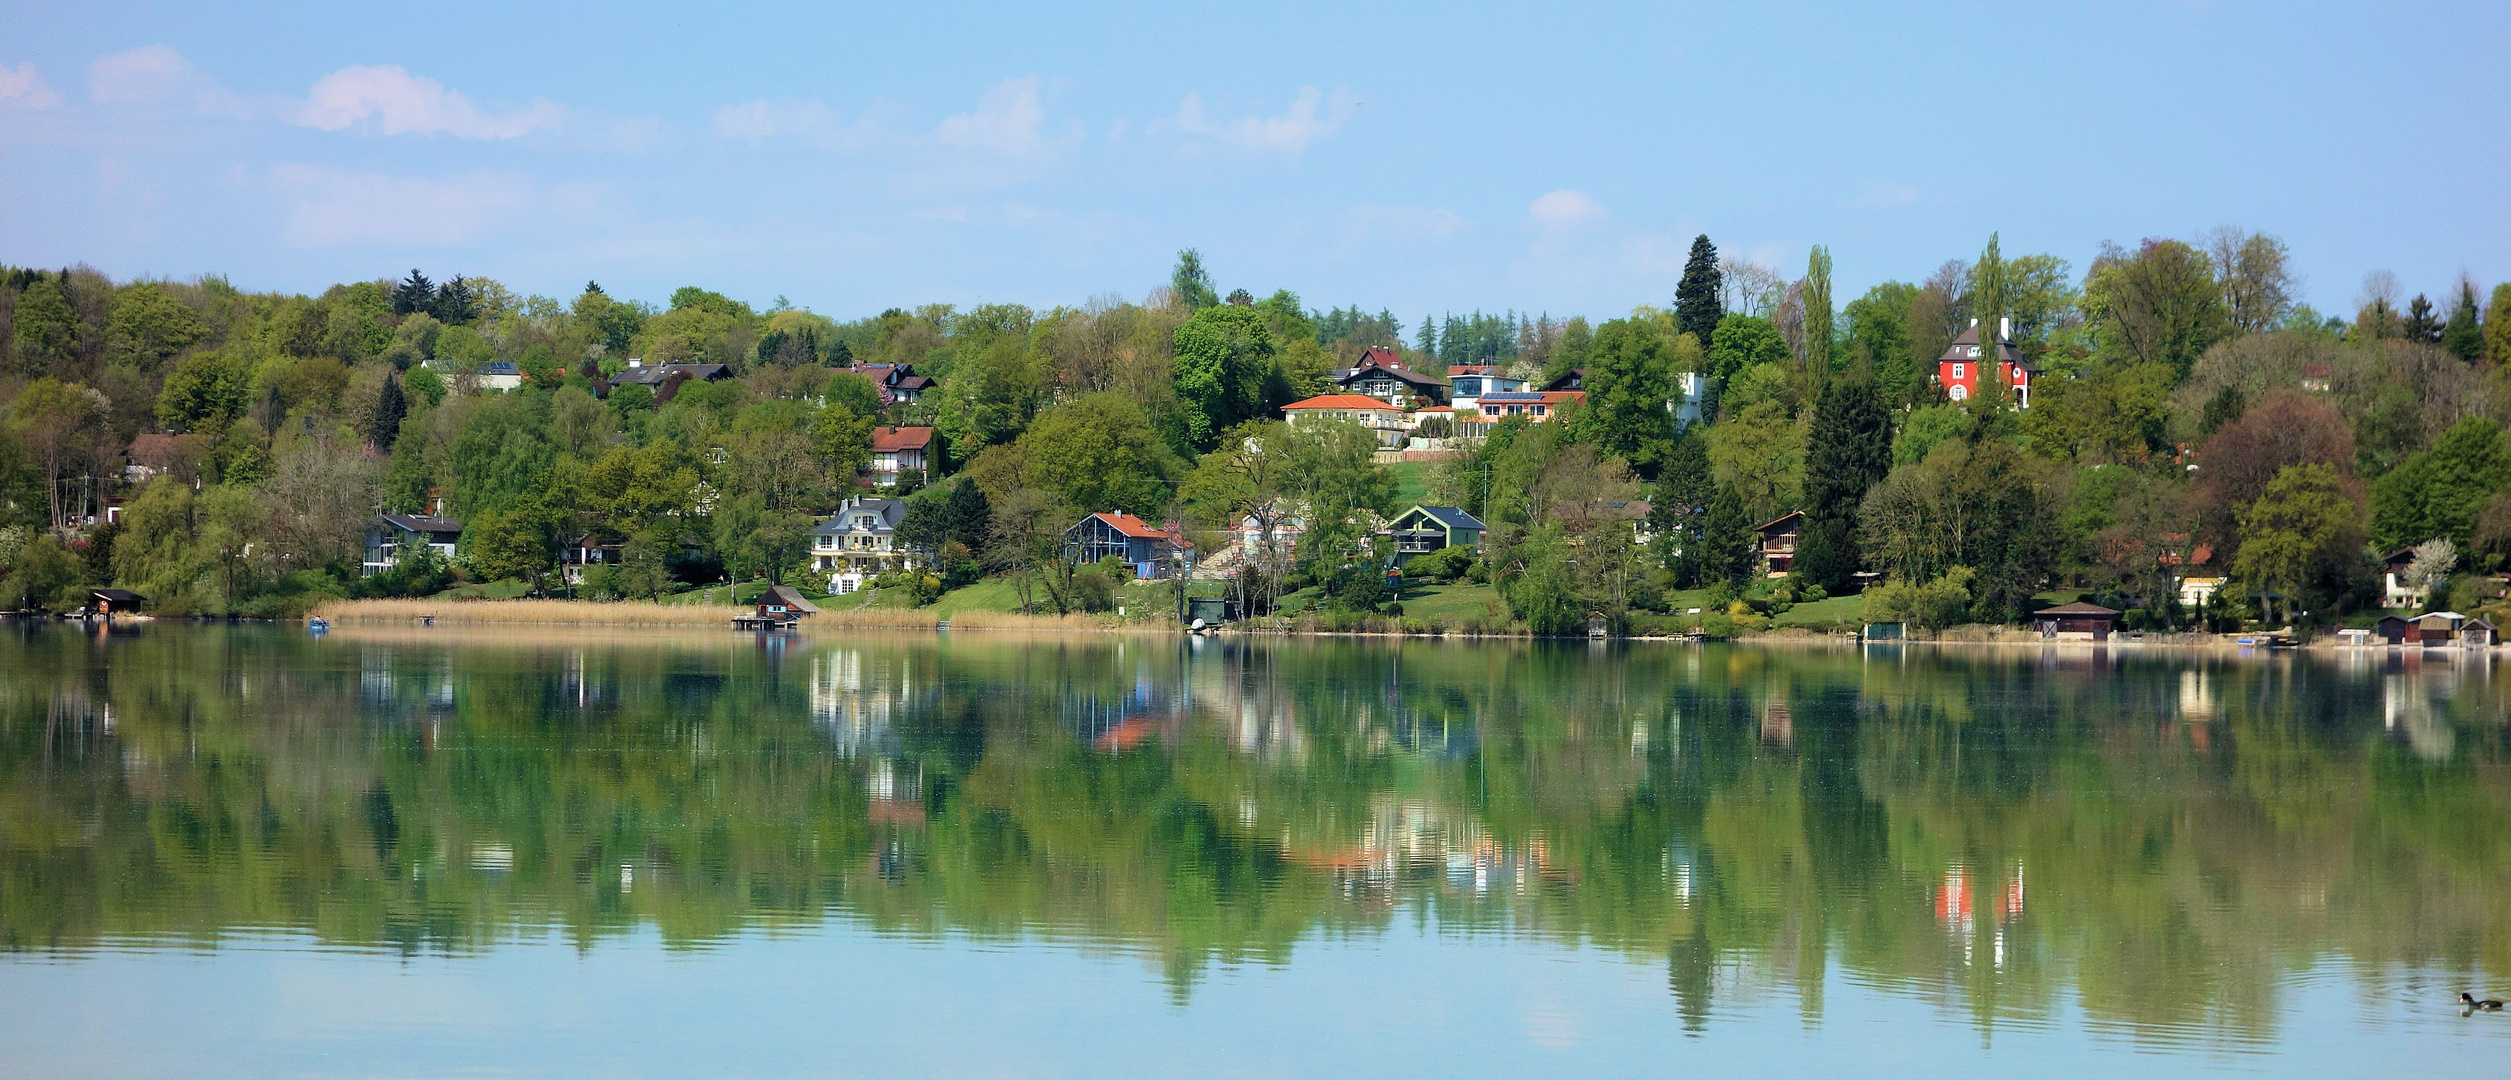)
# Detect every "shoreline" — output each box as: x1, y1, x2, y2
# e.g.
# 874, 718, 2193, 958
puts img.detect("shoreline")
45, 601, 2490, 655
